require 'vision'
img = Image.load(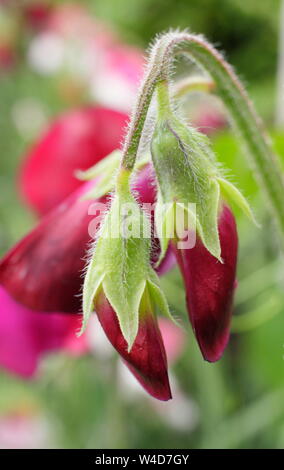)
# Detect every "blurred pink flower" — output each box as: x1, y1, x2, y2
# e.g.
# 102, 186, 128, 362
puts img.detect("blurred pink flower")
0, 411, 49, 449
28, 3, 144, 111
20, 106, 127, 215
192, 104, 227, 135
0, 286, 87, 378
158, 318, 186, 364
